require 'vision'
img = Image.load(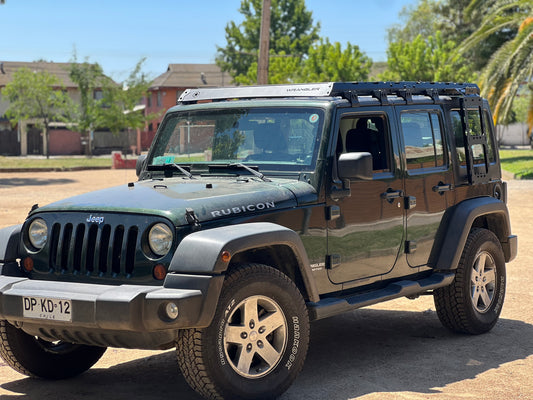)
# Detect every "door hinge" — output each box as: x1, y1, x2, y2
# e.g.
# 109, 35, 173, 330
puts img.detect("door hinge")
326, 205, 341, 221
405, 196, 416, 210
326, 254, 341, 269
405, 240, 417, 254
